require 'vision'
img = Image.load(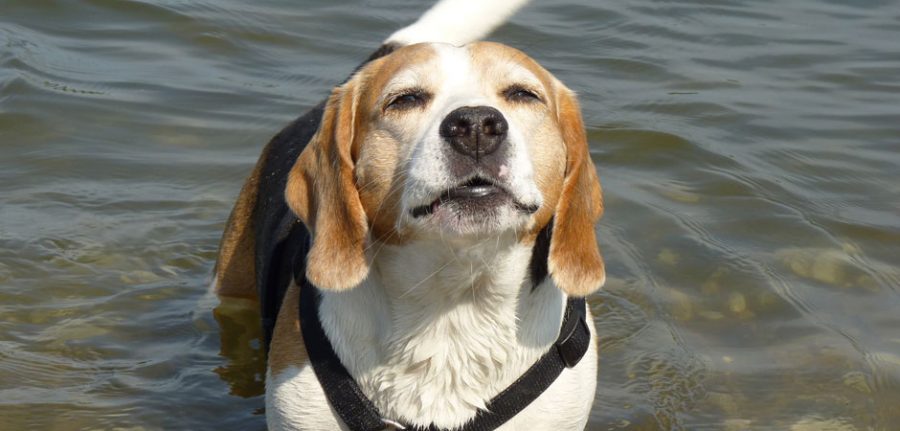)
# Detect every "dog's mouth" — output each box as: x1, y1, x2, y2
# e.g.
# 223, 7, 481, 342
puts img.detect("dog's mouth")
411, 176, 539, 218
